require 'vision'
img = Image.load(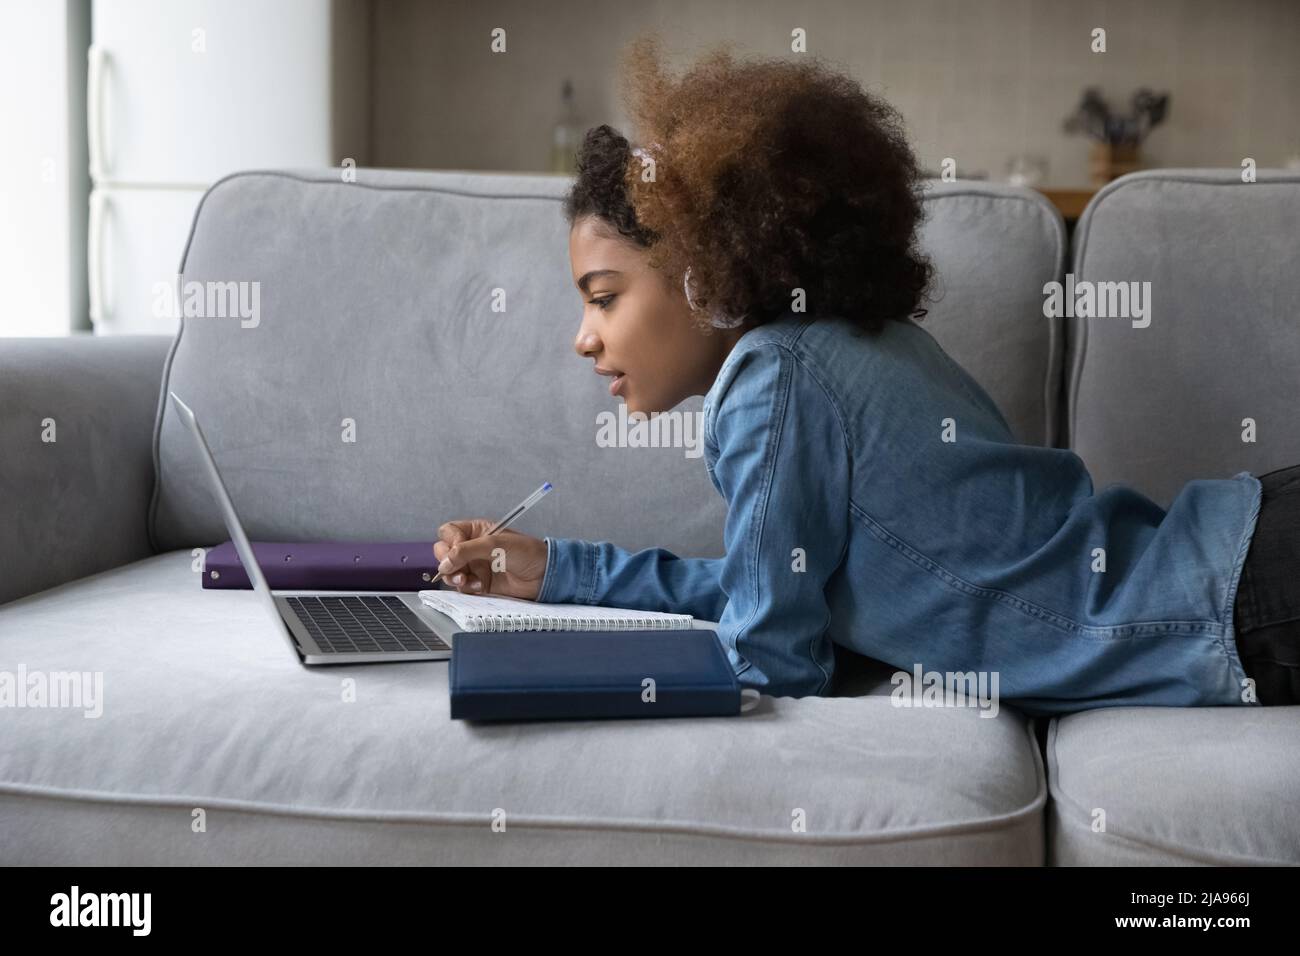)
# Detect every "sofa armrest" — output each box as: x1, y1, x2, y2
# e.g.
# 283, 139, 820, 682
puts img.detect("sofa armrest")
0, 335, 172, 605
